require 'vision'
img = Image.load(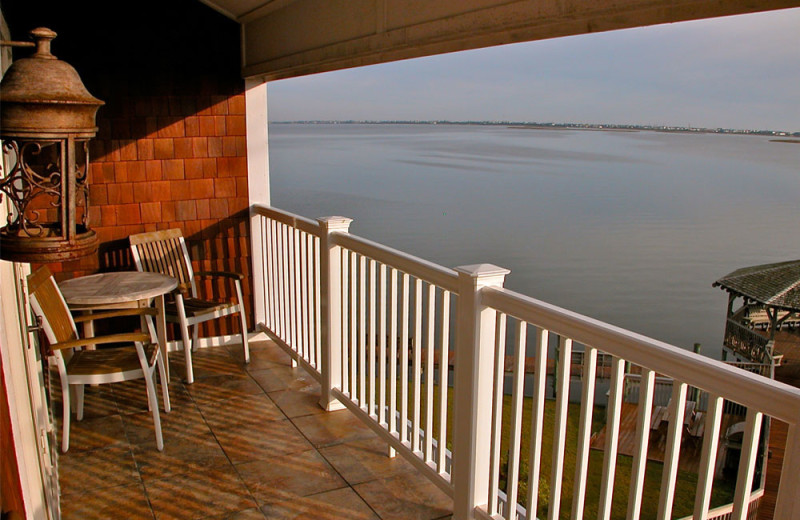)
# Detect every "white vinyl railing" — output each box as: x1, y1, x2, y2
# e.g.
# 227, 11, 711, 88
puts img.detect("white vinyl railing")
250, 204, 800, 520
